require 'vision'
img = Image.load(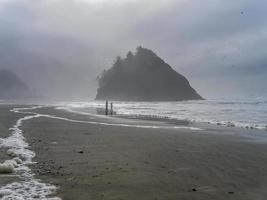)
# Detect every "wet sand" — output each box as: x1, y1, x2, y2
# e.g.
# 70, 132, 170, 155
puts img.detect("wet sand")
0, 105, 34, 188
0, 105, 30, 163
1, 105, 267, 199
